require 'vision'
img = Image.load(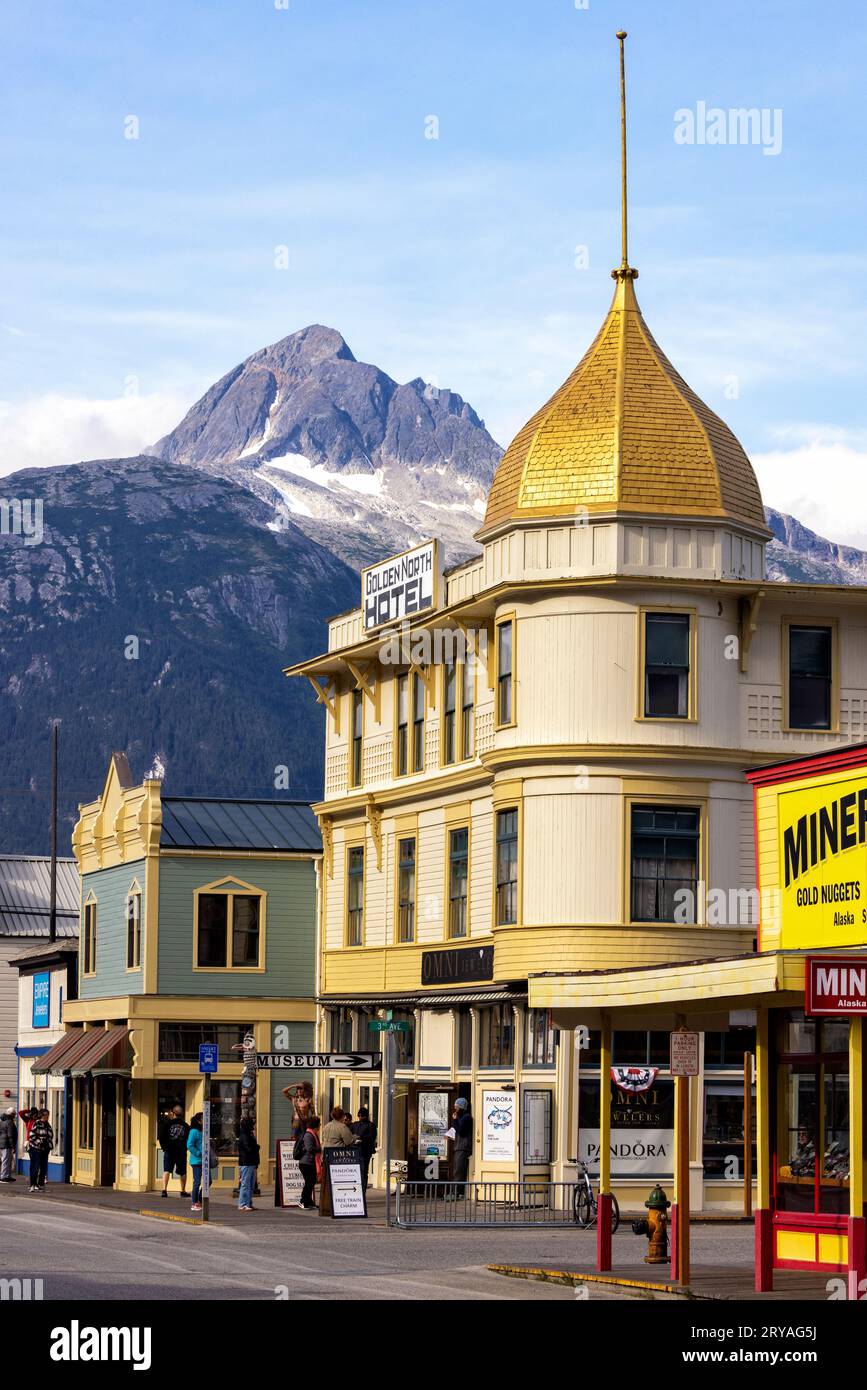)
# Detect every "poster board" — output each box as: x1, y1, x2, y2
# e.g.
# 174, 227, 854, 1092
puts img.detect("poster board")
418, 1091, 450, 1158
274, 1139, 304, 1208
482, 1090, 516, 1162
323, 1147, 368, 1219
